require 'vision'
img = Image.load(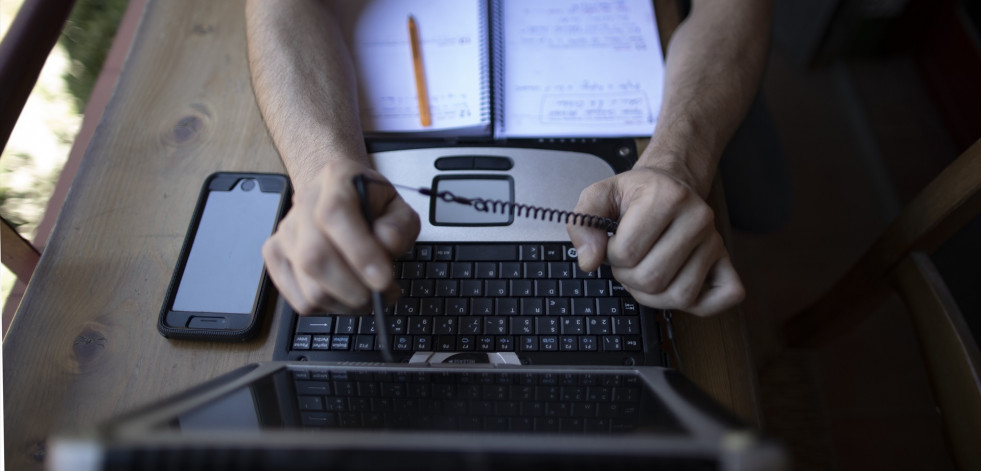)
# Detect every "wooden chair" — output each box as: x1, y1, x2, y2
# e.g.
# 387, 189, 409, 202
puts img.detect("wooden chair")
784, 139, 981, 470
0, 0, 77, 283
